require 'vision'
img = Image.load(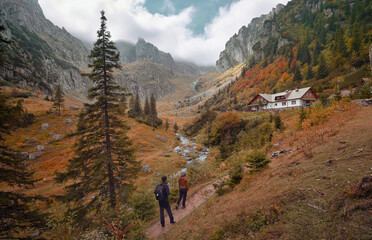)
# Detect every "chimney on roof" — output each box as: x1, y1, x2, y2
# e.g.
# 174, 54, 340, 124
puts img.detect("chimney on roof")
296, 89, 299, 92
